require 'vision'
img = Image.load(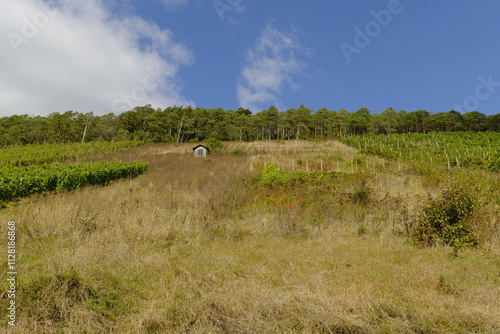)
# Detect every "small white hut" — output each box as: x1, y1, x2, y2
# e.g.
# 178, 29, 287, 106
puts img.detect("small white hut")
193, 144, 209, 158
